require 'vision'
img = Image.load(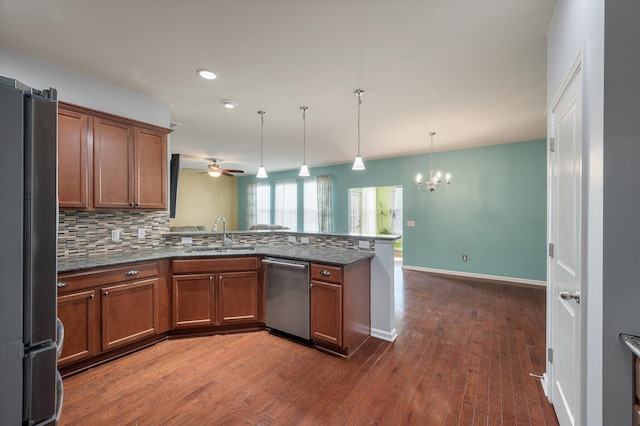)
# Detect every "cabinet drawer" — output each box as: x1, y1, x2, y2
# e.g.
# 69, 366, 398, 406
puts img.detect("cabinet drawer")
57, 262, 158, 293
311, 263, 343, 284
172, 257, 258, 274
